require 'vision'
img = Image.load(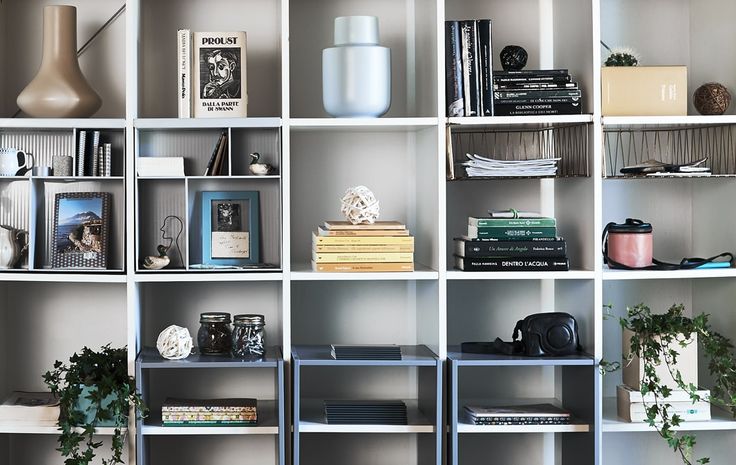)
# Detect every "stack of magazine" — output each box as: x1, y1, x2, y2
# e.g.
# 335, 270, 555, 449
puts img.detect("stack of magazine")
330, 344, 402, 361
461, 154, 559, 177
0, 391, 60, 426
162, 398, 257, 426
464, 403, 572, 426
324, 400, 408, 425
